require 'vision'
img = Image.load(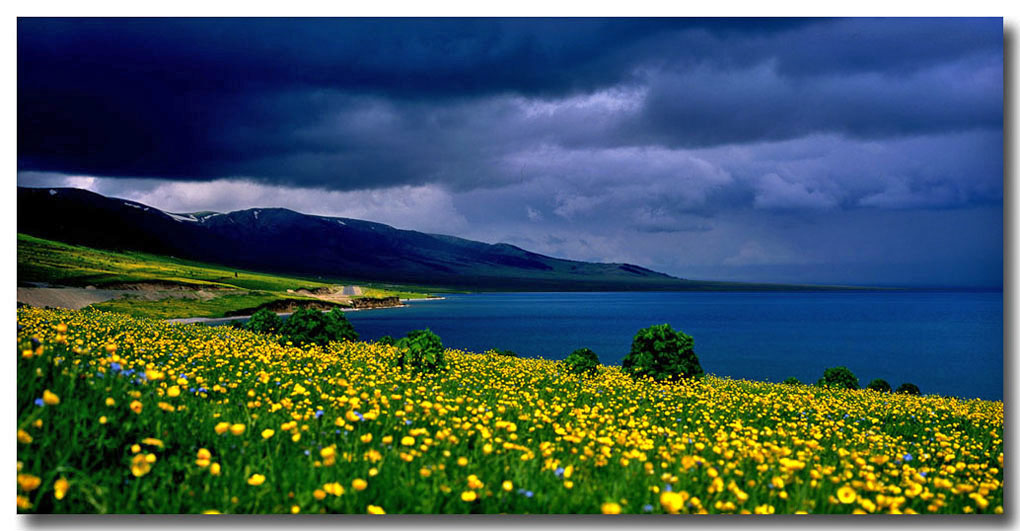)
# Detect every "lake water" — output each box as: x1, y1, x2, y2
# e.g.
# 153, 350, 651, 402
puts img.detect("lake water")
340, 291, 1002, 401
